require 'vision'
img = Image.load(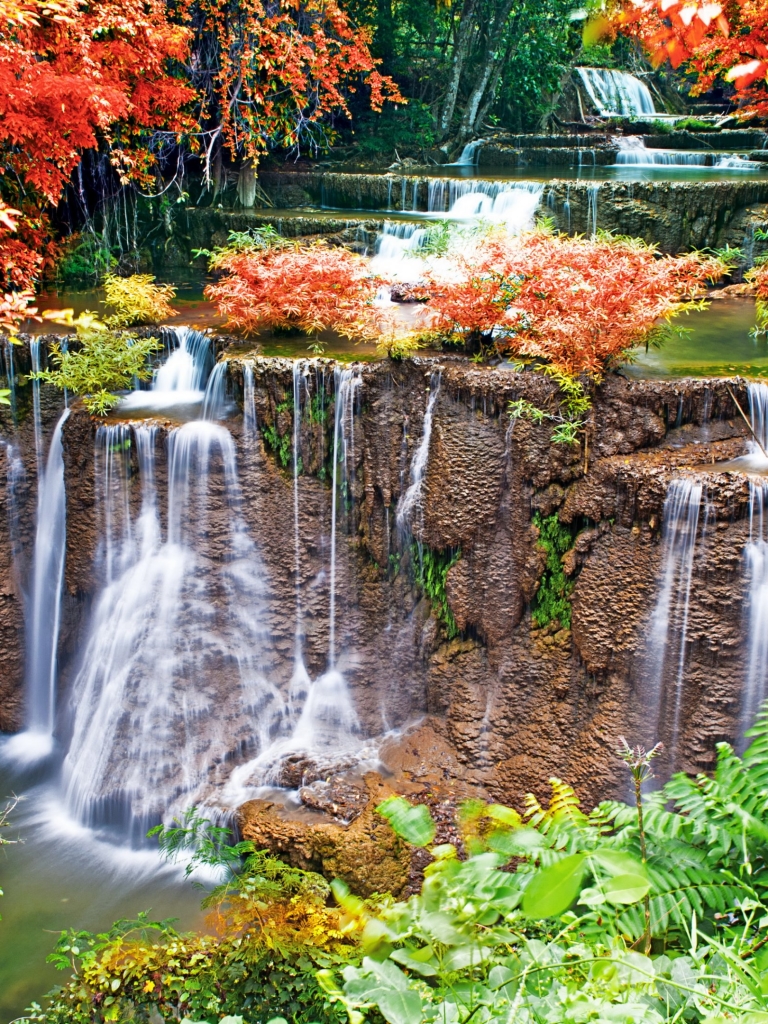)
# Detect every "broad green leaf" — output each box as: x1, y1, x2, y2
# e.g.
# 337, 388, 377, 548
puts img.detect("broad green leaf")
603, 873, 651, 905
420, 911, 465, 946
441, 944, 492, 972
486, 804, 523, 827
377, 797, 436, 847
591, 850, 646, 878
390, 948, 438, 977
522, 854, 586, 918
376, 988, 423, 1024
